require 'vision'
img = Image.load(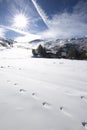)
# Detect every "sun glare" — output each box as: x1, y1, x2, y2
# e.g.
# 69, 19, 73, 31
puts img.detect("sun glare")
12, 13, 29, 30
